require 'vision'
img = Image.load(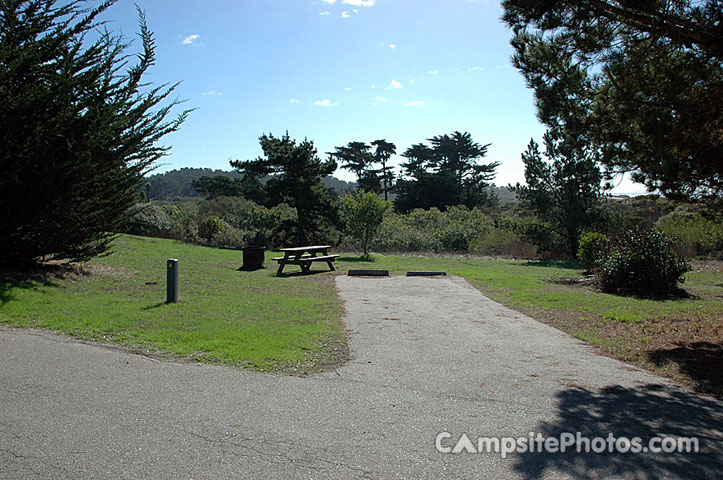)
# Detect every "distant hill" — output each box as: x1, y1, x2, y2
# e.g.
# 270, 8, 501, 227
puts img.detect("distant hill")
144, 167, 356, 200
488, 184, 518, 205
